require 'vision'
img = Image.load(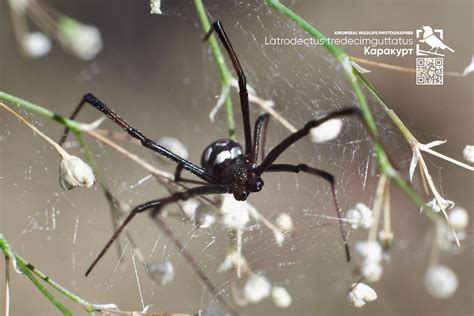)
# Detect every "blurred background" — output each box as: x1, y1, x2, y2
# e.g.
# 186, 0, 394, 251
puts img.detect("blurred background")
0, 1, 472, 315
